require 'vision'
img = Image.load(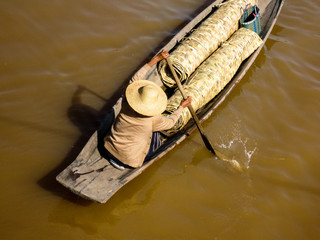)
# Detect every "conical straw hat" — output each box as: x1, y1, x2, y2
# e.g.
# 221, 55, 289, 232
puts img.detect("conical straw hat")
125, 80, 167, 116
